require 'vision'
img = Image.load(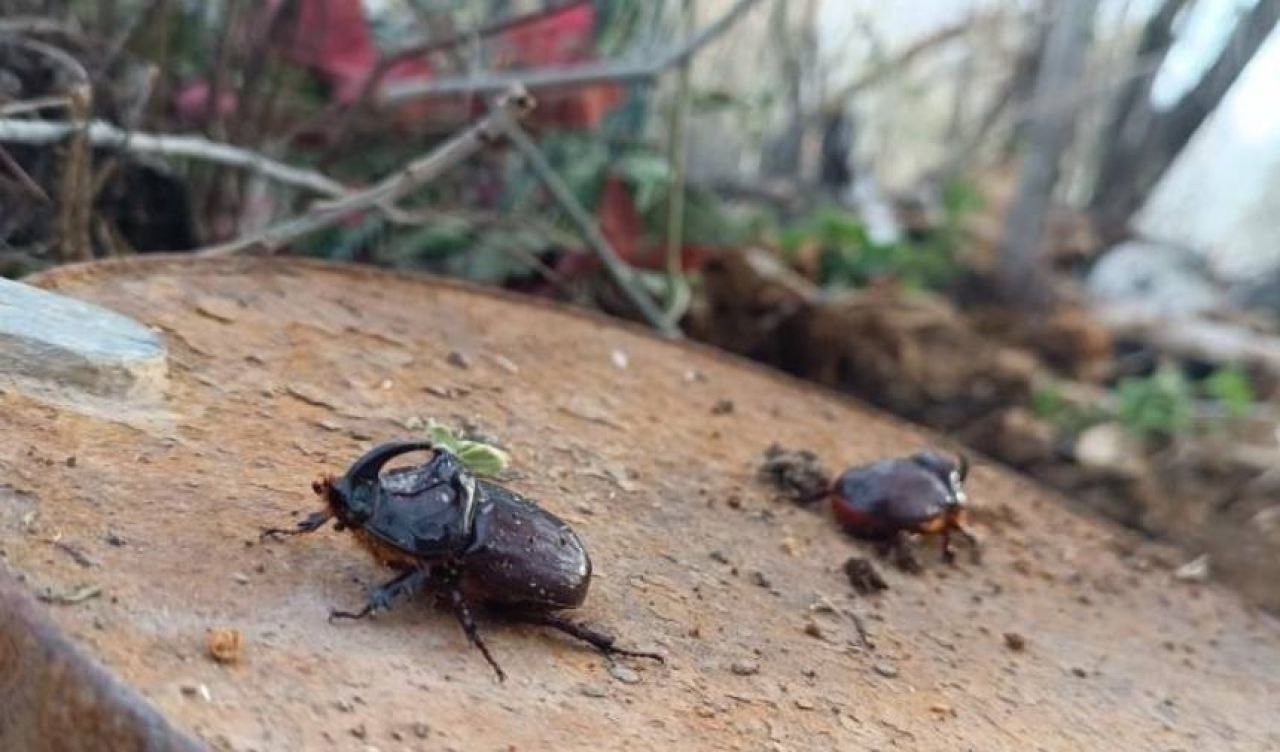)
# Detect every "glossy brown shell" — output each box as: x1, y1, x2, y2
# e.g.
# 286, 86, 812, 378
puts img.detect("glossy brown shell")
831, 458, 951, 539
460, 481, 591, 609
